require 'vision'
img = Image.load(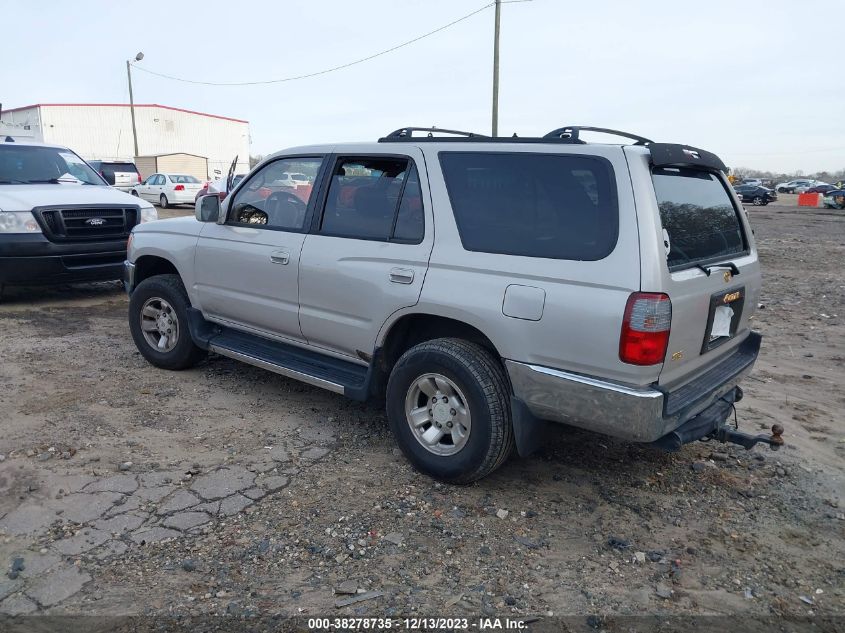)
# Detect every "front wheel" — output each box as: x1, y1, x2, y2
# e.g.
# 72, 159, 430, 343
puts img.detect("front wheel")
753, 196, 765, 206
386, 338, 514, 484
160, 194, 169, 209
129, 274, 206, 370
